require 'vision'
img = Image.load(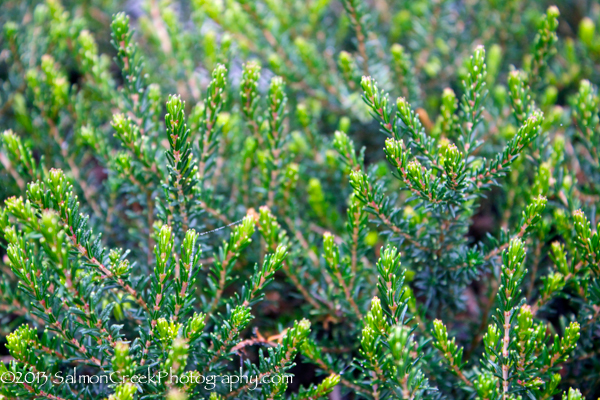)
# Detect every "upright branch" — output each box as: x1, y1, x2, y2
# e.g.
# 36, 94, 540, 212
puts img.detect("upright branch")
529, 7, 560, 87
164, 95, 198, 231
206, 215, 256, 314
341, 0, 370, 76
173, 229, 202, 320
198, 64, 228, 185
111, 12, 157, 136
459, 45, 487, 154
265, 76, 288, 208
323, 232, 362, 318
240, 61, 262, 142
